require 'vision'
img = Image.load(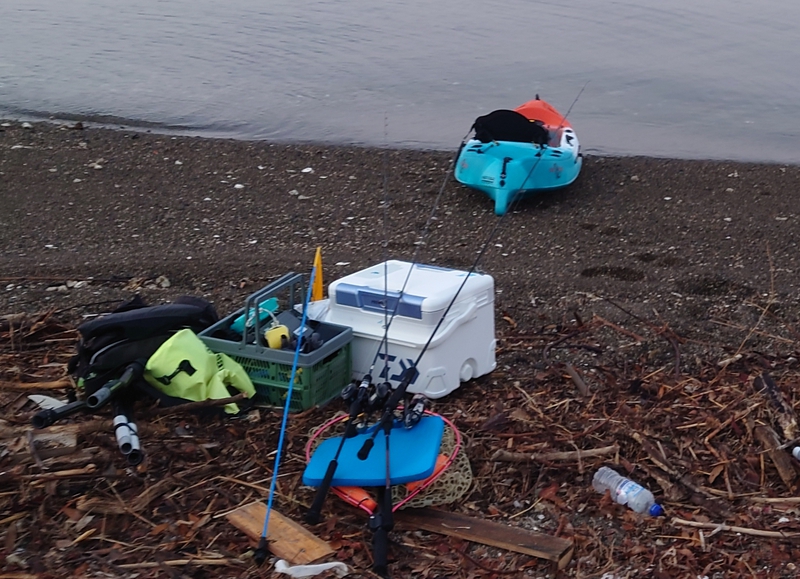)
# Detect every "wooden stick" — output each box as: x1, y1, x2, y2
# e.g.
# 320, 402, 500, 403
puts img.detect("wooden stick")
0, 378, 73, 391
116, 559, 243, 569
592, 314, 646, 343
564, 364, 589, 397
753, 425, 796, 490
22, 464, 96, 481
147, 393, 249, 416
672, 517, 800, 539
491, 445, 618, 463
